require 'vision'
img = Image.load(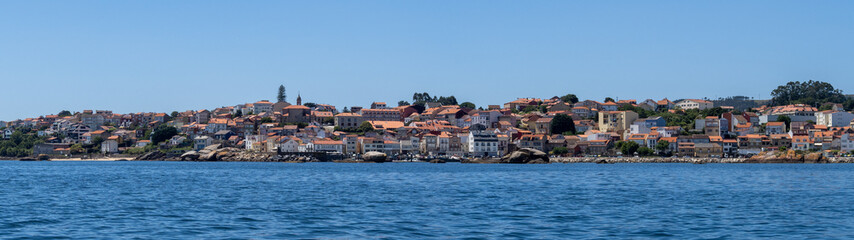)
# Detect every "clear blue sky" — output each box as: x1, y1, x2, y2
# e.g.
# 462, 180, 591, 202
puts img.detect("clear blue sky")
1, 1, 853, 120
